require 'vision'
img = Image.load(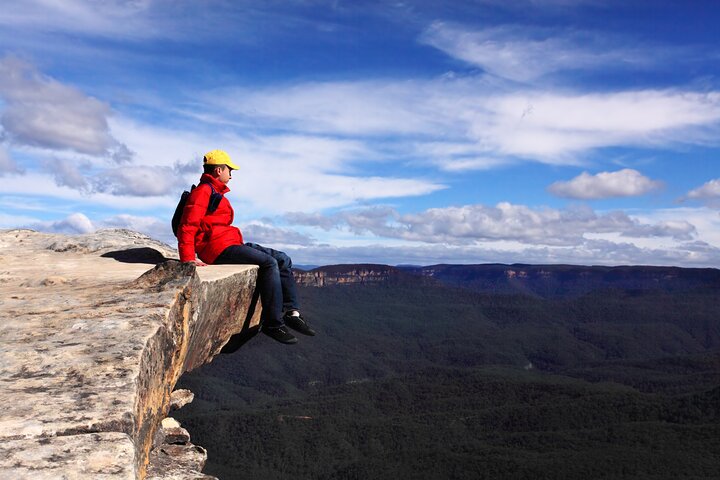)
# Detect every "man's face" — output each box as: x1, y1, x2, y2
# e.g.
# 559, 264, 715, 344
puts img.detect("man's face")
217, 165, 232, 184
